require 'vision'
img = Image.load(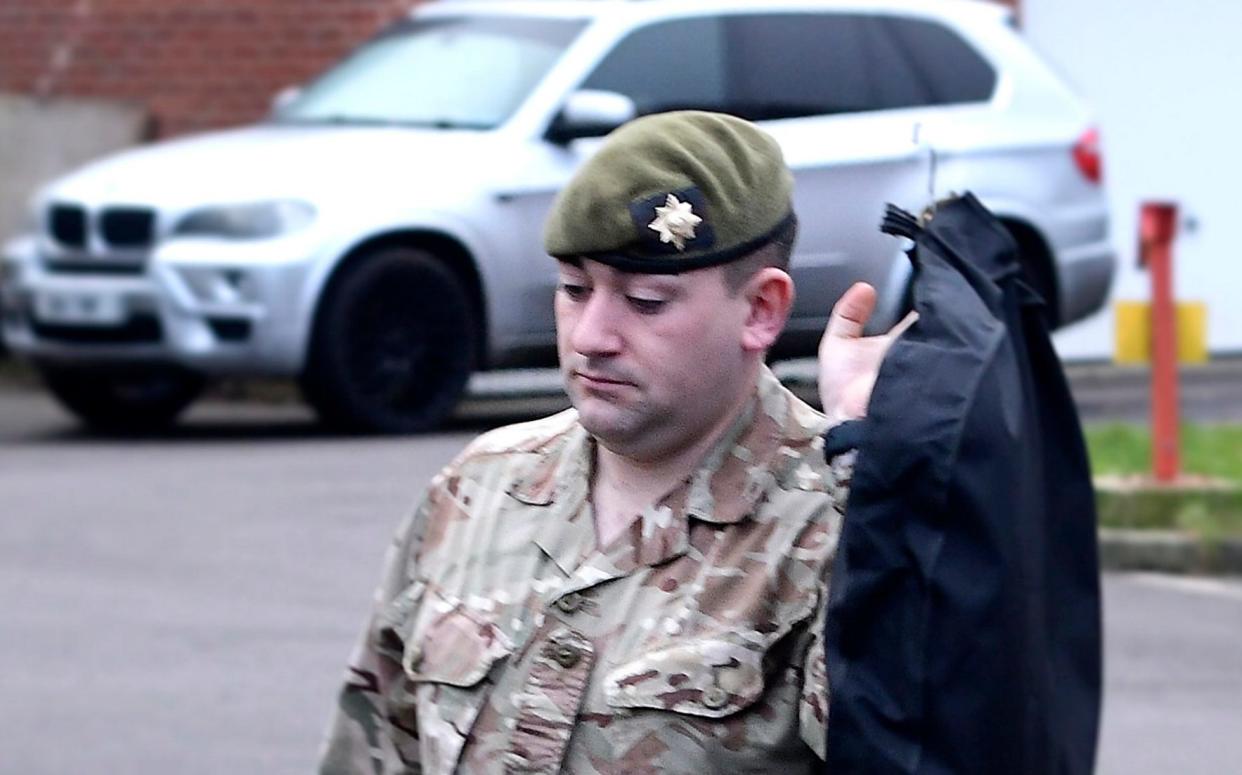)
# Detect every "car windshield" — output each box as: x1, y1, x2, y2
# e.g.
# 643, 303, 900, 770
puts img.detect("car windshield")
273, 16, 586, 130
